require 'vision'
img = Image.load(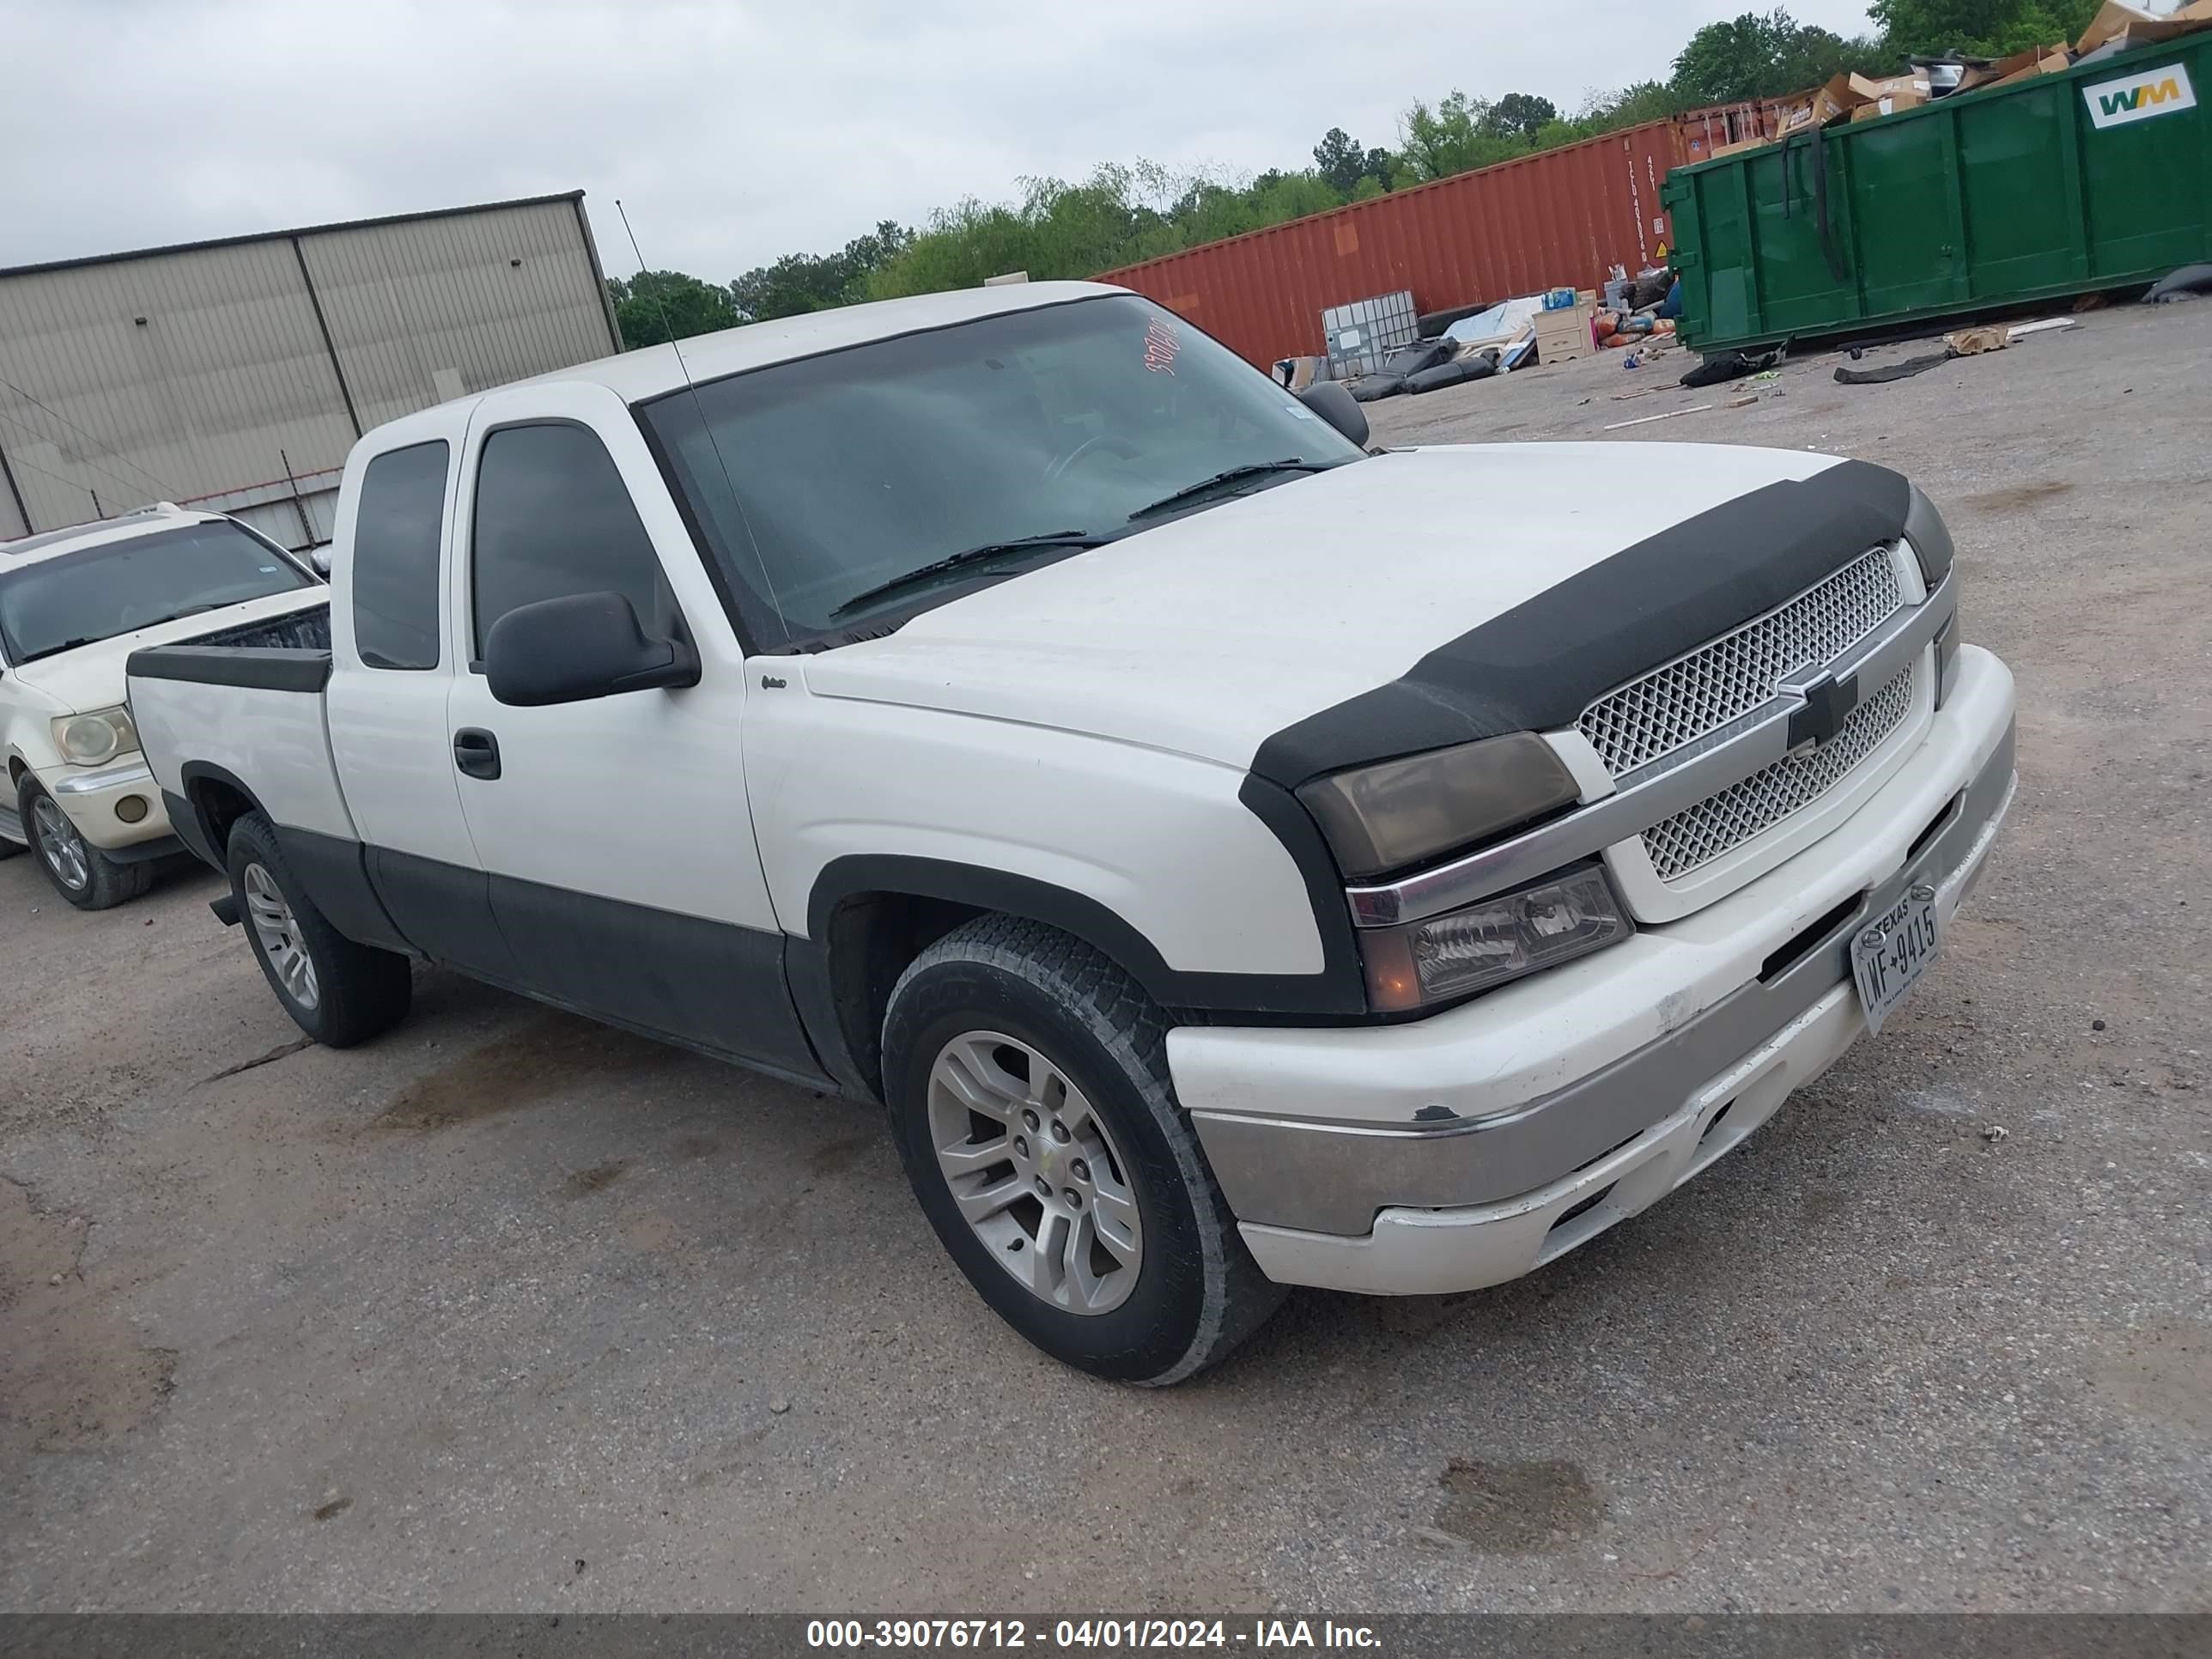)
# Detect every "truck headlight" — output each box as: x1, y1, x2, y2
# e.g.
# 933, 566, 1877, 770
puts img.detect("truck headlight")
1357, 864, 1630, 1012
1295, 732, 1582, 880
52, 706, 138, 765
